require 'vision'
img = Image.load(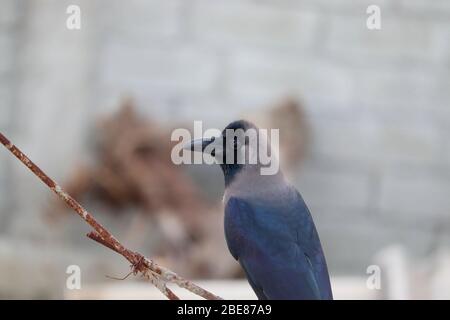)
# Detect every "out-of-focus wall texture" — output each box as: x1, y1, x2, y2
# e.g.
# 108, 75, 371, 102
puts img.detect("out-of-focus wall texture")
0, 0, 449, 298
